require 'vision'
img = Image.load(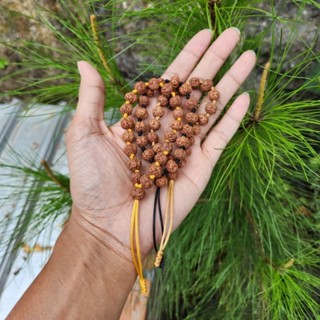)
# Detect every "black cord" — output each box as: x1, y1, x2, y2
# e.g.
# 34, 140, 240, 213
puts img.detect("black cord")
152, 187, 164, 251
